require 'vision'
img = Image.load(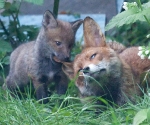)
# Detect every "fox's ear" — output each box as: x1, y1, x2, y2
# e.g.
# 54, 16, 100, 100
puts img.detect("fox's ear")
42, 10, 58, 28
83, 17, 106, 48
62, 62, 74, 79
70, 19, 83, 33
